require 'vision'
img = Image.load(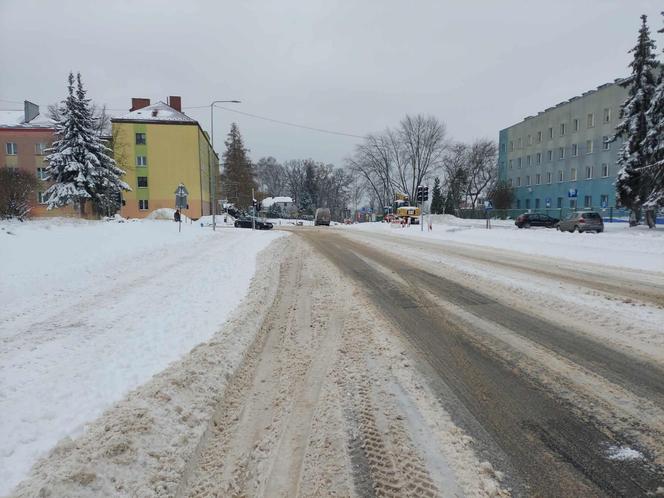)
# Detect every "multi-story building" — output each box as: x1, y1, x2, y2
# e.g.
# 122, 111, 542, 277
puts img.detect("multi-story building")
0, 101, 76, 217
498, 80, 628, 212
111, 96, 219, 219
